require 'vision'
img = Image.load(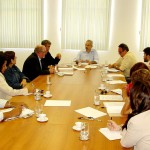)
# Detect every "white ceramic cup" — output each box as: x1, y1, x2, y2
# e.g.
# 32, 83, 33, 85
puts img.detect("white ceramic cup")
45, 91, 51, 96
100, 84, 105, 89
75, 122, 83, 129
39, 113, 46, 120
